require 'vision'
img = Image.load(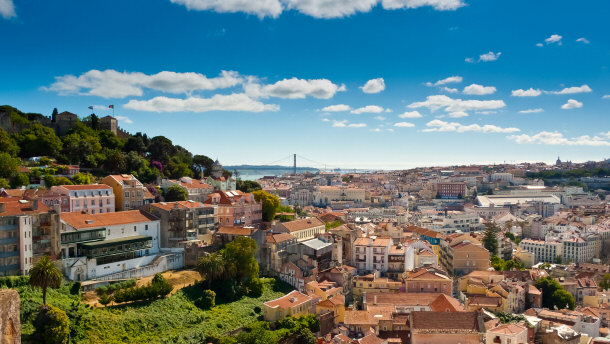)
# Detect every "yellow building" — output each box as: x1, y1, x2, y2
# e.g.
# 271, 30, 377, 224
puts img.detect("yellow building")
315, 294, 345, 324
101, 174, 154, 211
352, 273, 402, 302
263, 291, 314, 323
